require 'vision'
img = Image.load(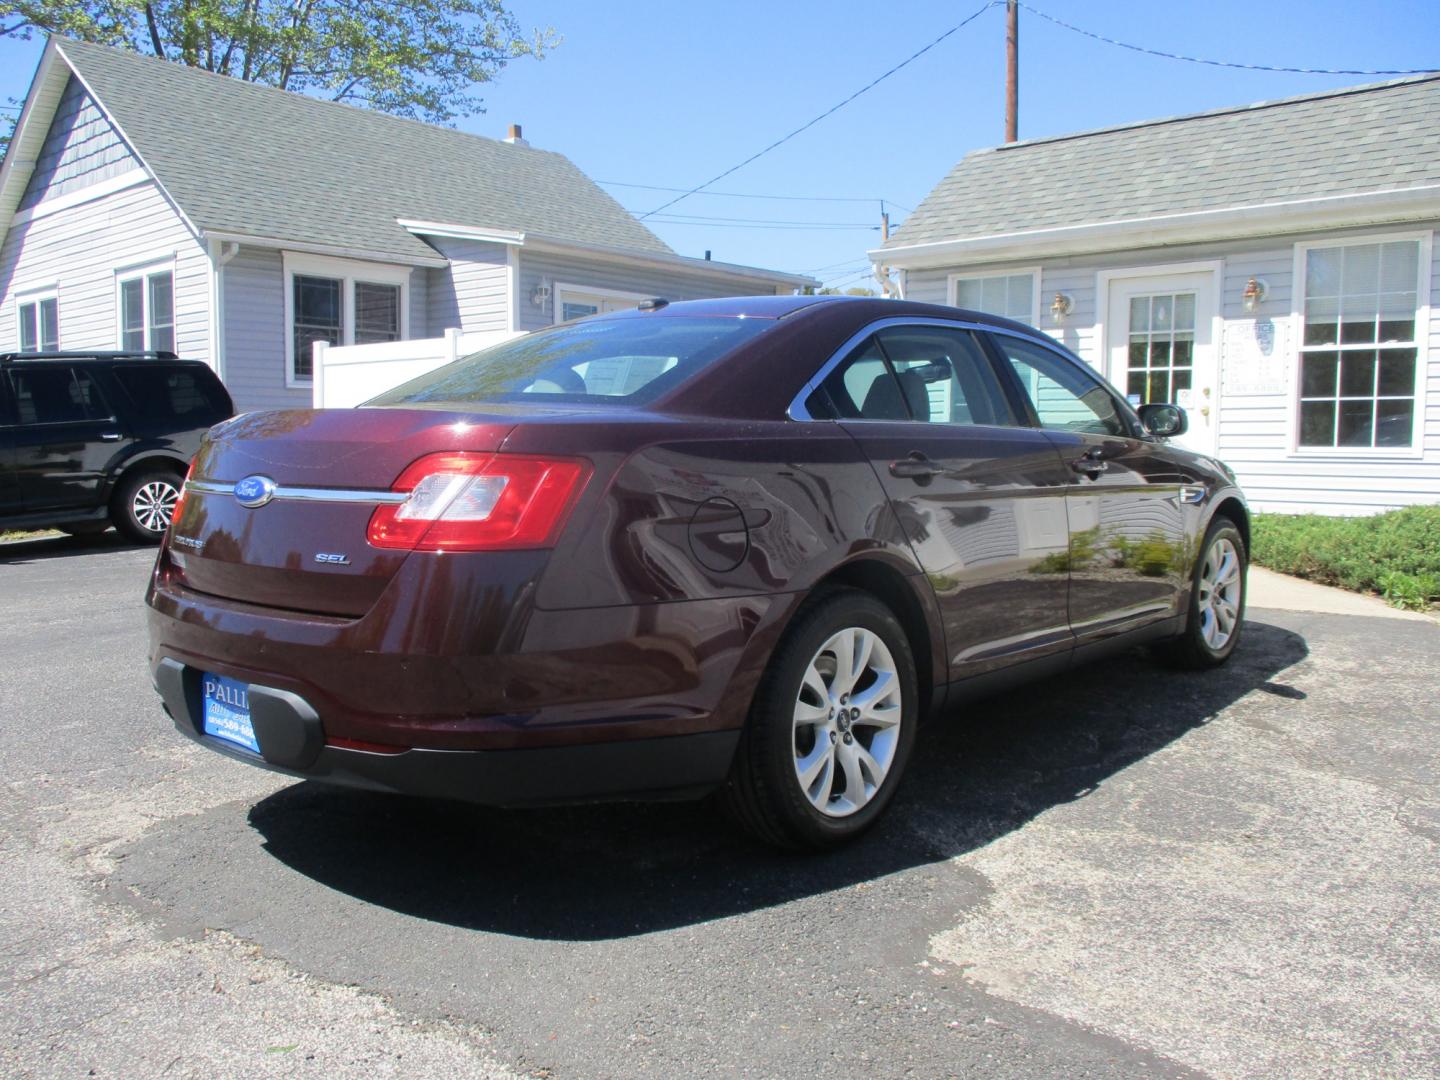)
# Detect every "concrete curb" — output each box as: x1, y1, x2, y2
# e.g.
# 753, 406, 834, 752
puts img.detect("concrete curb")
1248, 566, 1435, 622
